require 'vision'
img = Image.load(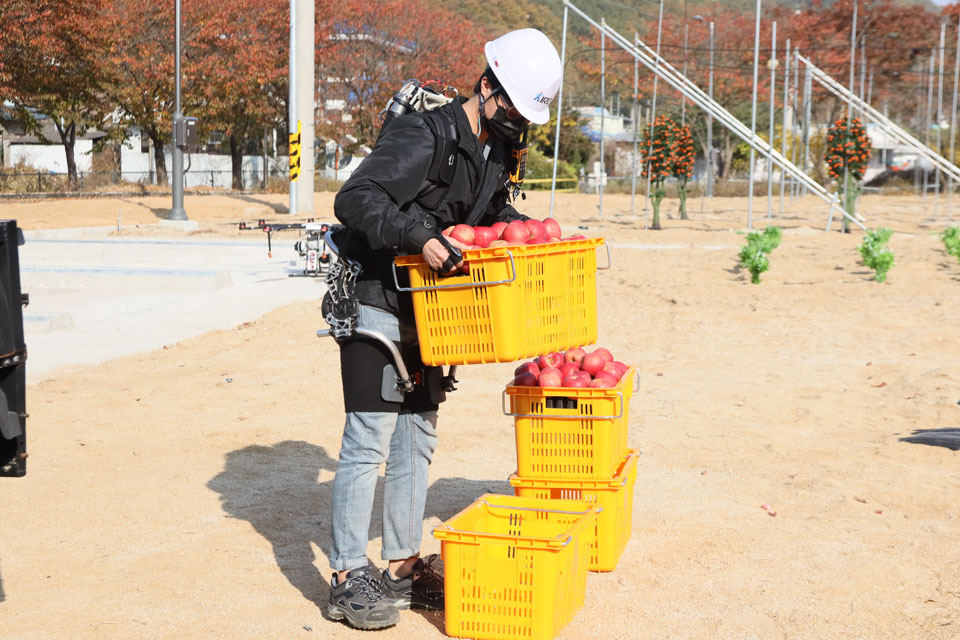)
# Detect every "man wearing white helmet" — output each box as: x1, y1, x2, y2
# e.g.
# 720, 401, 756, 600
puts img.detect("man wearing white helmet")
325, 28, 561, 631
